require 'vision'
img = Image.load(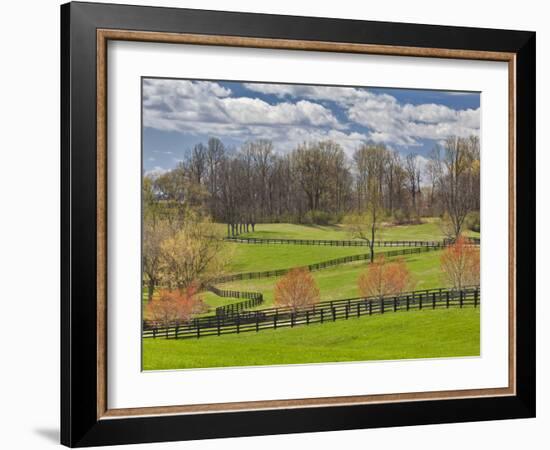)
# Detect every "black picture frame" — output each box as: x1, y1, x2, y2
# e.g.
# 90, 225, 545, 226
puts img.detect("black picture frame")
61, 1, 536, 447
